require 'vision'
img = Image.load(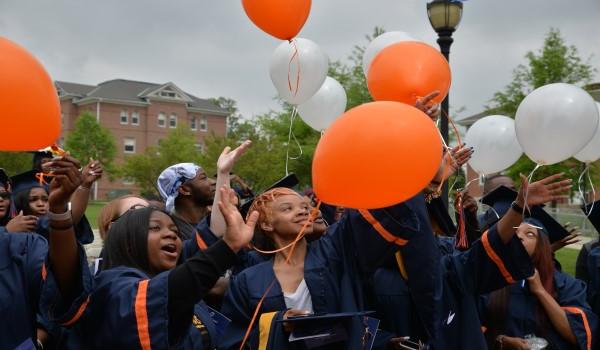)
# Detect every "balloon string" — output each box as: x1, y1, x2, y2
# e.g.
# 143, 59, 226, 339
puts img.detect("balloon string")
586, 168, 596, 218
238, 279, 277, 350
443, 109, 463, 147
287, 39, 301, 97
285, 108, 303, 176
578, 164, 590, 209
524, 164, 542, 218
36, 143, 68, 185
